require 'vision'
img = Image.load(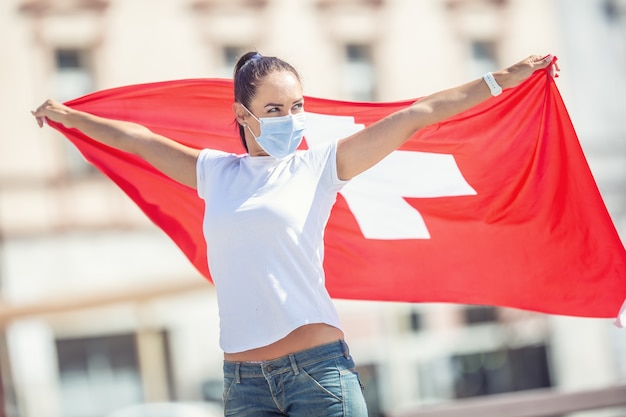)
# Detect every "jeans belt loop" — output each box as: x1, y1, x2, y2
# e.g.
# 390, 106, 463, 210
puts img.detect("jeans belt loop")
341, 340, 350, 359
235, 362, 241, 384
289, 353, 300, 375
